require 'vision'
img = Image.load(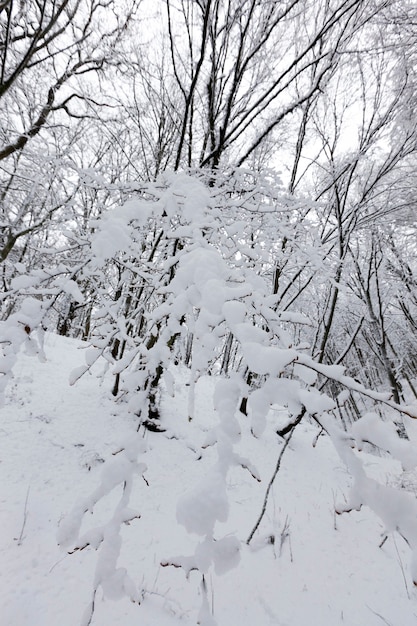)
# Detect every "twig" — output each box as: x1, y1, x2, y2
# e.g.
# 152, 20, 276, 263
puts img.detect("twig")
288, 533, 293, 562
366, 604, 393, 625
332, 490, 338, 531
312, 427, 324, 447
14, 485, 30, 546
393, 534, 410, 599
48, 554, 69, 573
247, 419, 300, 545
297, 353, 417, 419
82, 587, 97, 626
279, 515, 291, 557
